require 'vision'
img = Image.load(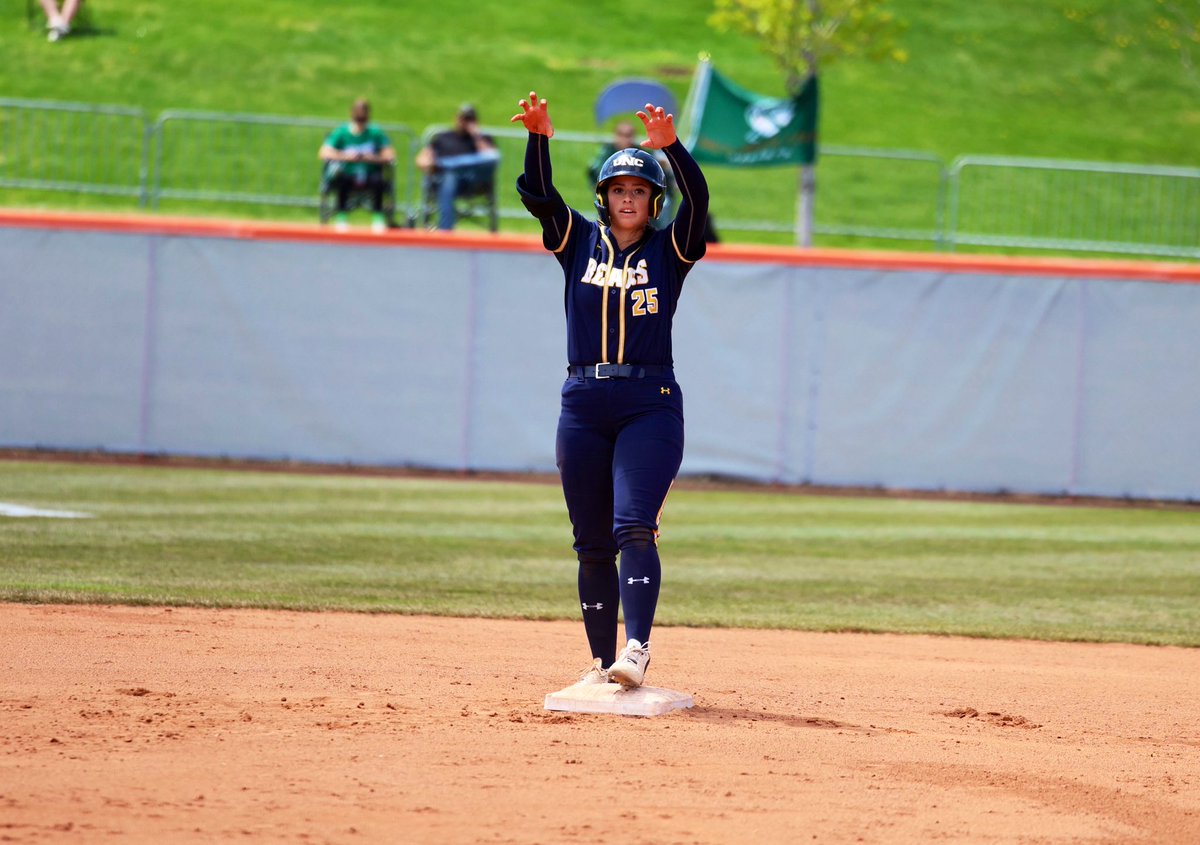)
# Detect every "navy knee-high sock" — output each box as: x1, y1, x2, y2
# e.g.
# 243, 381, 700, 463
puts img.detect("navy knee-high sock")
617, 534, 661, 645
577, 559, 620, 667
